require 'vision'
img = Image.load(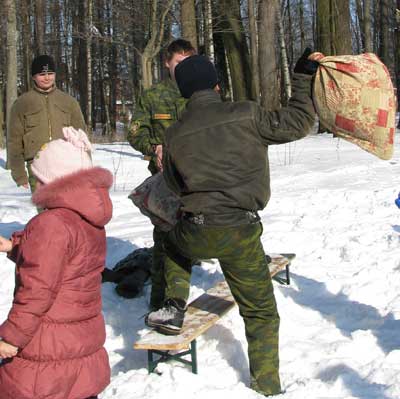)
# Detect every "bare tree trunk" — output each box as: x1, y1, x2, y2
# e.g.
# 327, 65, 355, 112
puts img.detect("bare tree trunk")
396, 1, 400, 127
332, 0, 352, 54
248, 0, 260, 102
86, 0, 93, 134
181, 0, 198, 50
6, 0, 18, 121
364, 0, 372, 52
316, 0, 331, 54
285, 0, 294, 70
379, 0, 390, 67
278, 7, 291, 103
203, 0, 214, 61
258, 0, 279, 111
220, 0, 254, 101
21, 0, 31, 92
0, 86, 4, 148
355, 0, 364, 51
141, 0, 174, 89
6, 0, 18, 150
34, 0, 46, 54
299, 0, 306, 50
